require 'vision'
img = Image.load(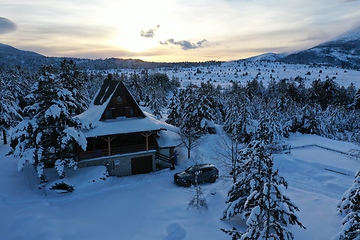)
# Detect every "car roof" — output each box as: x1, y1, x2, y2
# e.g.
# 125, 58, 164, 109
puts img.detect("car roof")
193, 163, 215, 168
